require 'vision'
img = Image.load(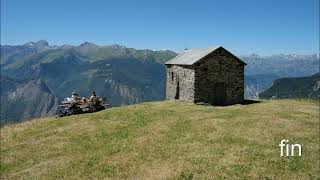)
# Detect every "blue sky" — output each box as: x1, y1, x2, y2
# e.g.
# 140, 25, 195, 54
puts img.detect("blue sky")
1, 0, 319, 55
